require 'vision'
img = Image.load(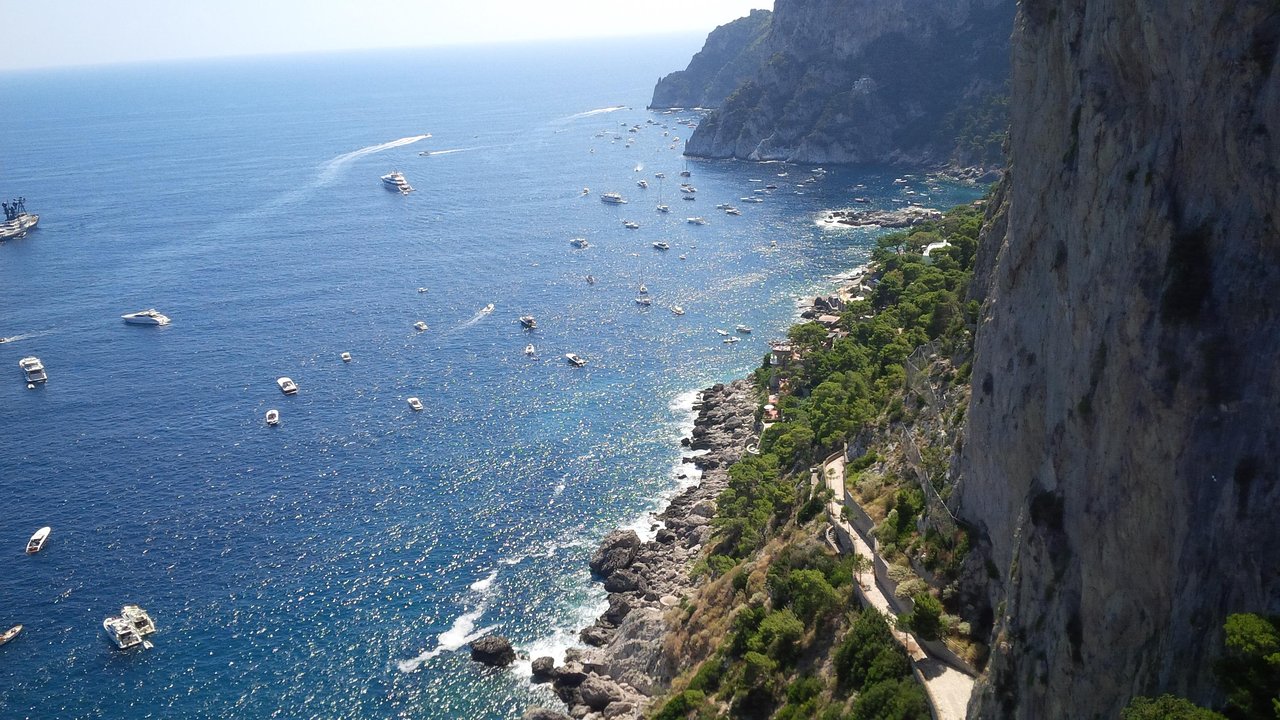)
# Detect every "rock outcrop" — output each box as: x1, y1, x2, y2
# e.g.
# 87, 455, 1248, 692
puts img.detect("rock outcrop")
956, 1, 1280, 717
660, 0, 1014, 167
650, 9, 773, 110
468, 635, 516, 667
